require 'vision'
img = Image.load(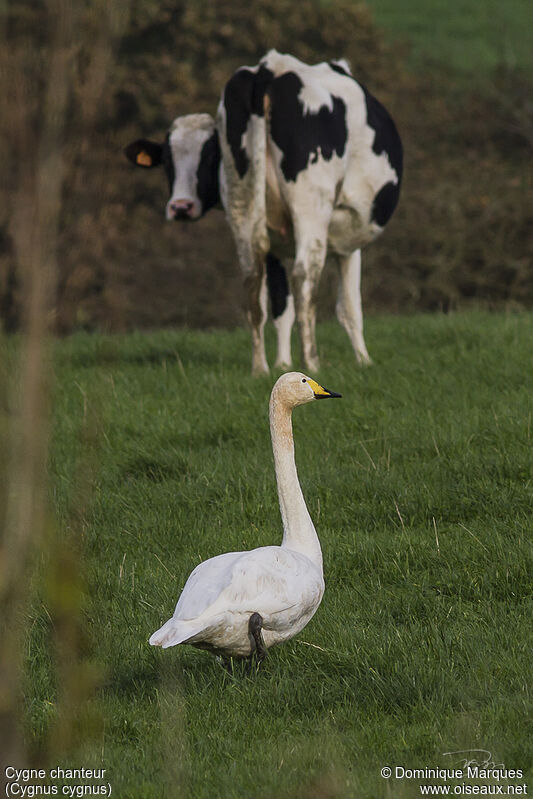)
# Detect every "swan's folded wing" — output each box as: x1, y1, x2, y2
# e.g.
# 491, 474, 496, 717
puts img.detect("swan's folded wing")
216, 546, 324, 619
173, 550, 246, 620
172, 546, 323, 627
